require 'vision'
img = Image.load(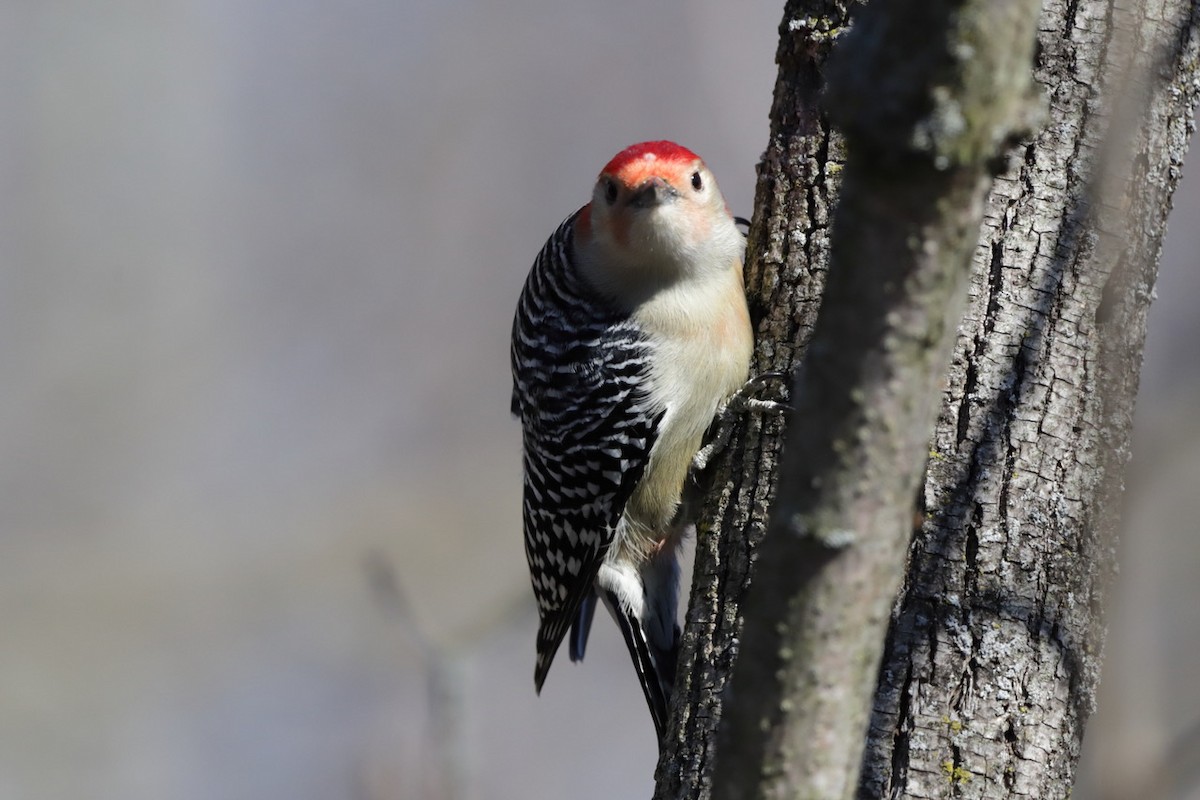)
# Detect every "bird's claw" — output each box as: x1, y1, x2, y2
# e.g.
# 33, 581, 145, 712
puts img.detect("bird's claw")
690, 371, 792, 475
